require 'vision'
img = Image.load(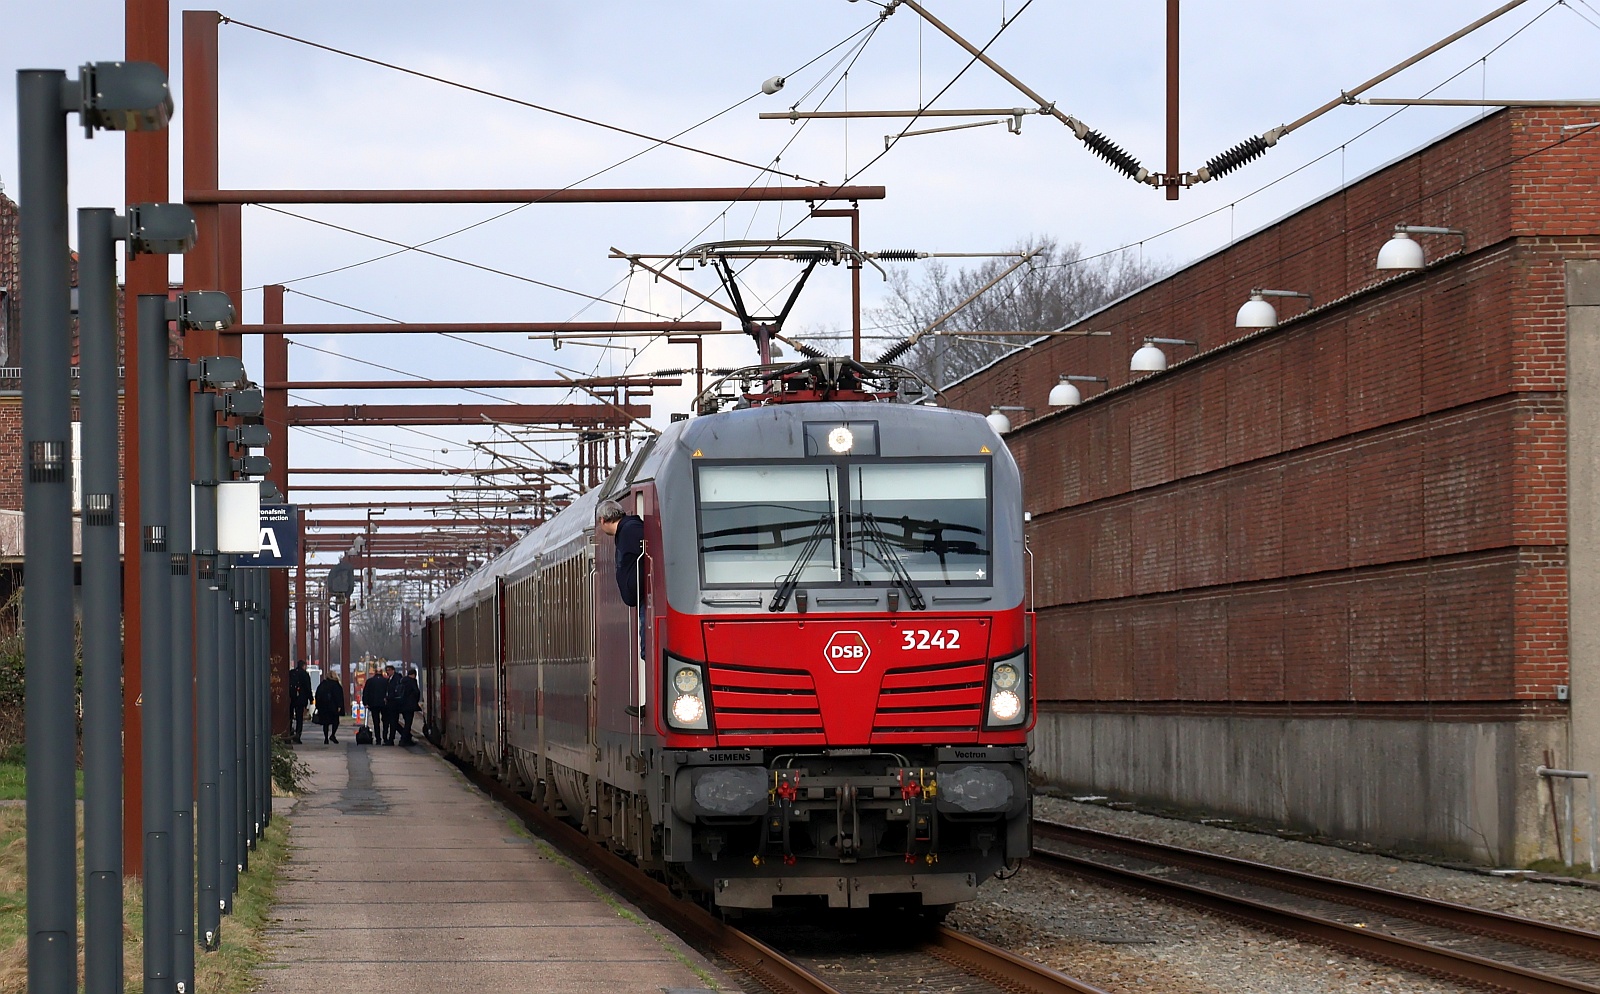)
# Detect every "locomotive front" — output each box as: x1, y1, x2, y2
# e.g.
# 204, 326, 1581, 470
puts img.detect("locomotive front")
643, 370, 1033, 912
